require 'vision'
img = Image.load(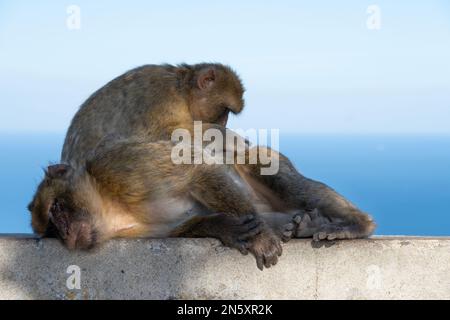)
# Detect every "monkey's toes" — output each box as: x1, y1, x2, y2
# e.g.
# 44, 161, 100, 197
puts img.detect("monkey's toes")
280, 222, 295, 243
312, 224, 345, 242
291, 210, 315, 238
291, 208, 337, 239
